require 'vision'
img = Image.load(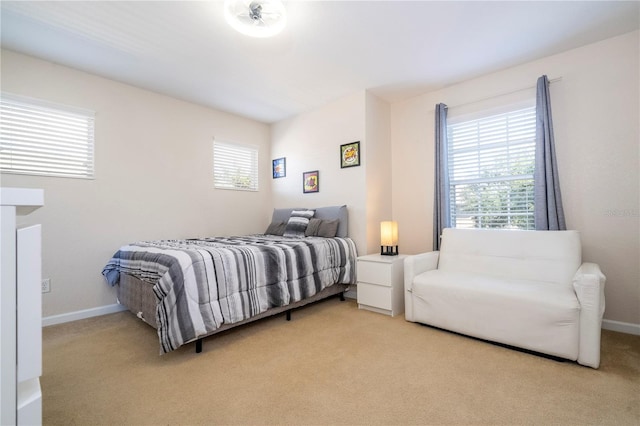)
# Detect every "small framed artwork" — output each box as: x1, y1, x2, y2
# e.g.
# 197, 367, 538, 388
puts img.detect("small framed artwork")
340, 141, 360, 168
303, 170, 319, 193
272, 157, 286, 178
